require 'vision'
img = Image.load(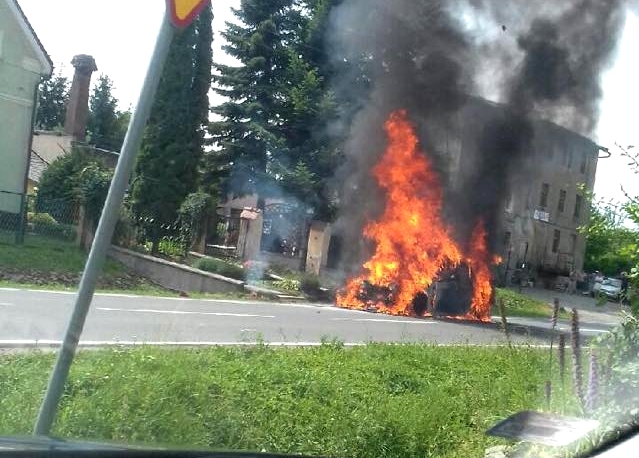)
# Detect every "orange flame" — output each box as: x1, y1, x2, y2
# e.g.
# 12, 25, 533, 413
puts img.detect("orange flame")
336, 110, 494, 321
